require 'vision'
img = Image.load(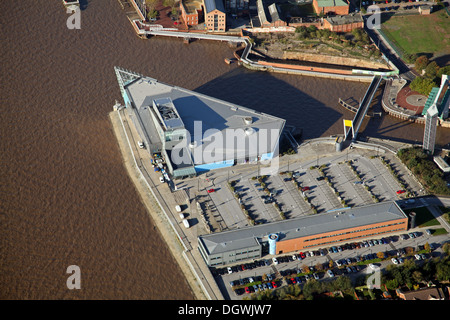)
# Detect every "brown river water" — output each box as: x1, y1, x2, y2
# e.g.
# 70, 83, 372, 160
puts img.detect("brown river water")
1, 0, 448, 299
